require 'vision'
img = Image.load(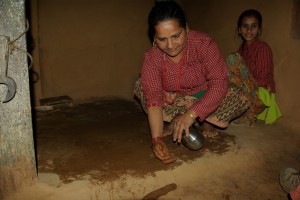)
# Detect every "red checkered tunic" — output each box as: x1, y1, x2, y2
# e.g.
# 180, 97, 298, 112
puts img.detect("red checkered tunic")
291, 184, 300, 200
238, 38, 276, 93
141, 30, 228, 121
